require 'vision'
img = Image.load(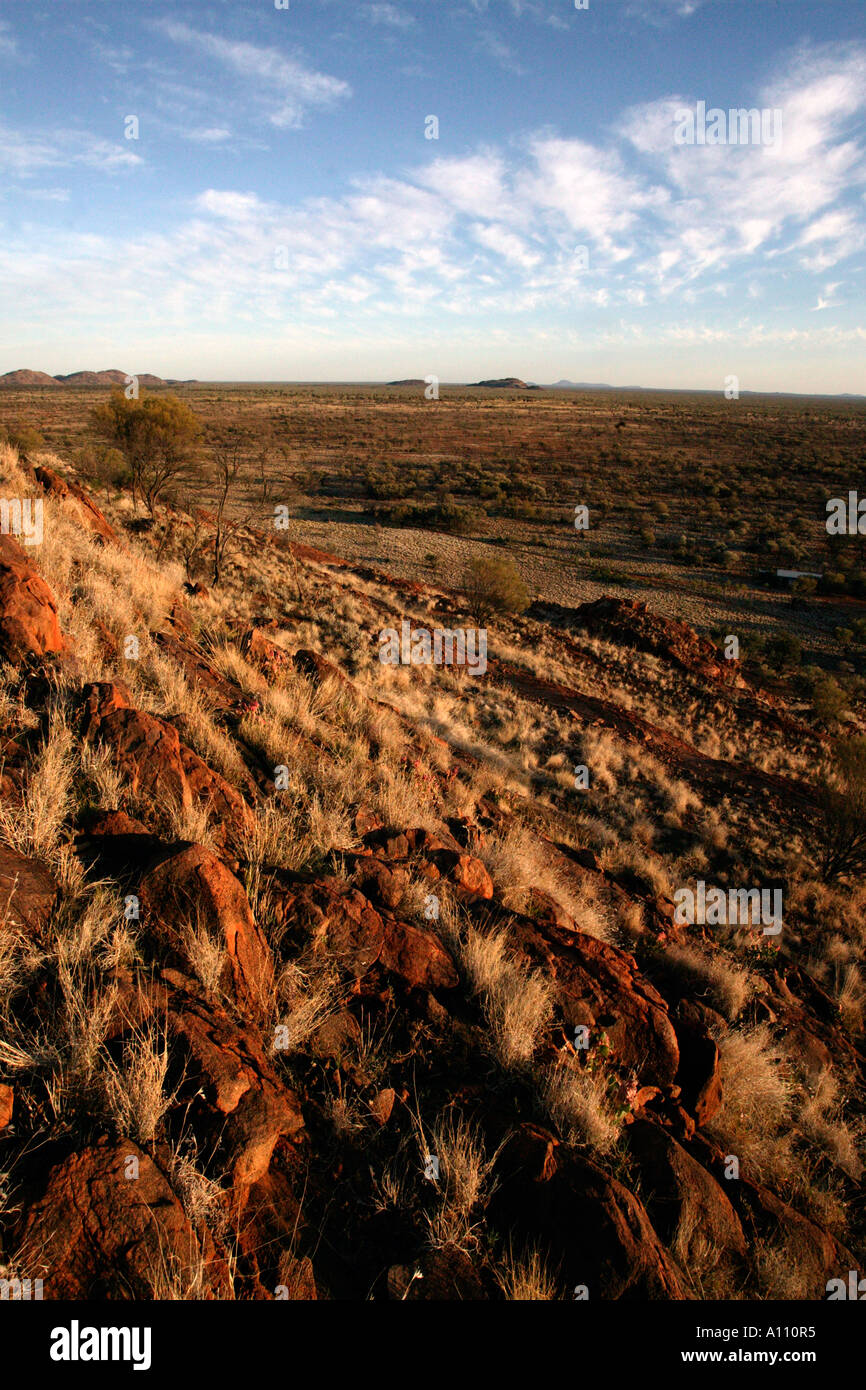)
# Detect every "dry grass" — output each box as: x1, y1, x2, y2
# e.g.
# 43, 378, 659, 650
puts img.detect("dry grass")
706, 1024, 794, 1186
414, 1109, 499, 1250
270, 959, 340, 1055
496, 1242, 559, 1300
474, 823, 613, 941
661, 944, 752, 1021
459, 921, 554, 1068
0, 704, 75, 865
542, 1060, 623, 1155
101, 1024, 175, 1145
